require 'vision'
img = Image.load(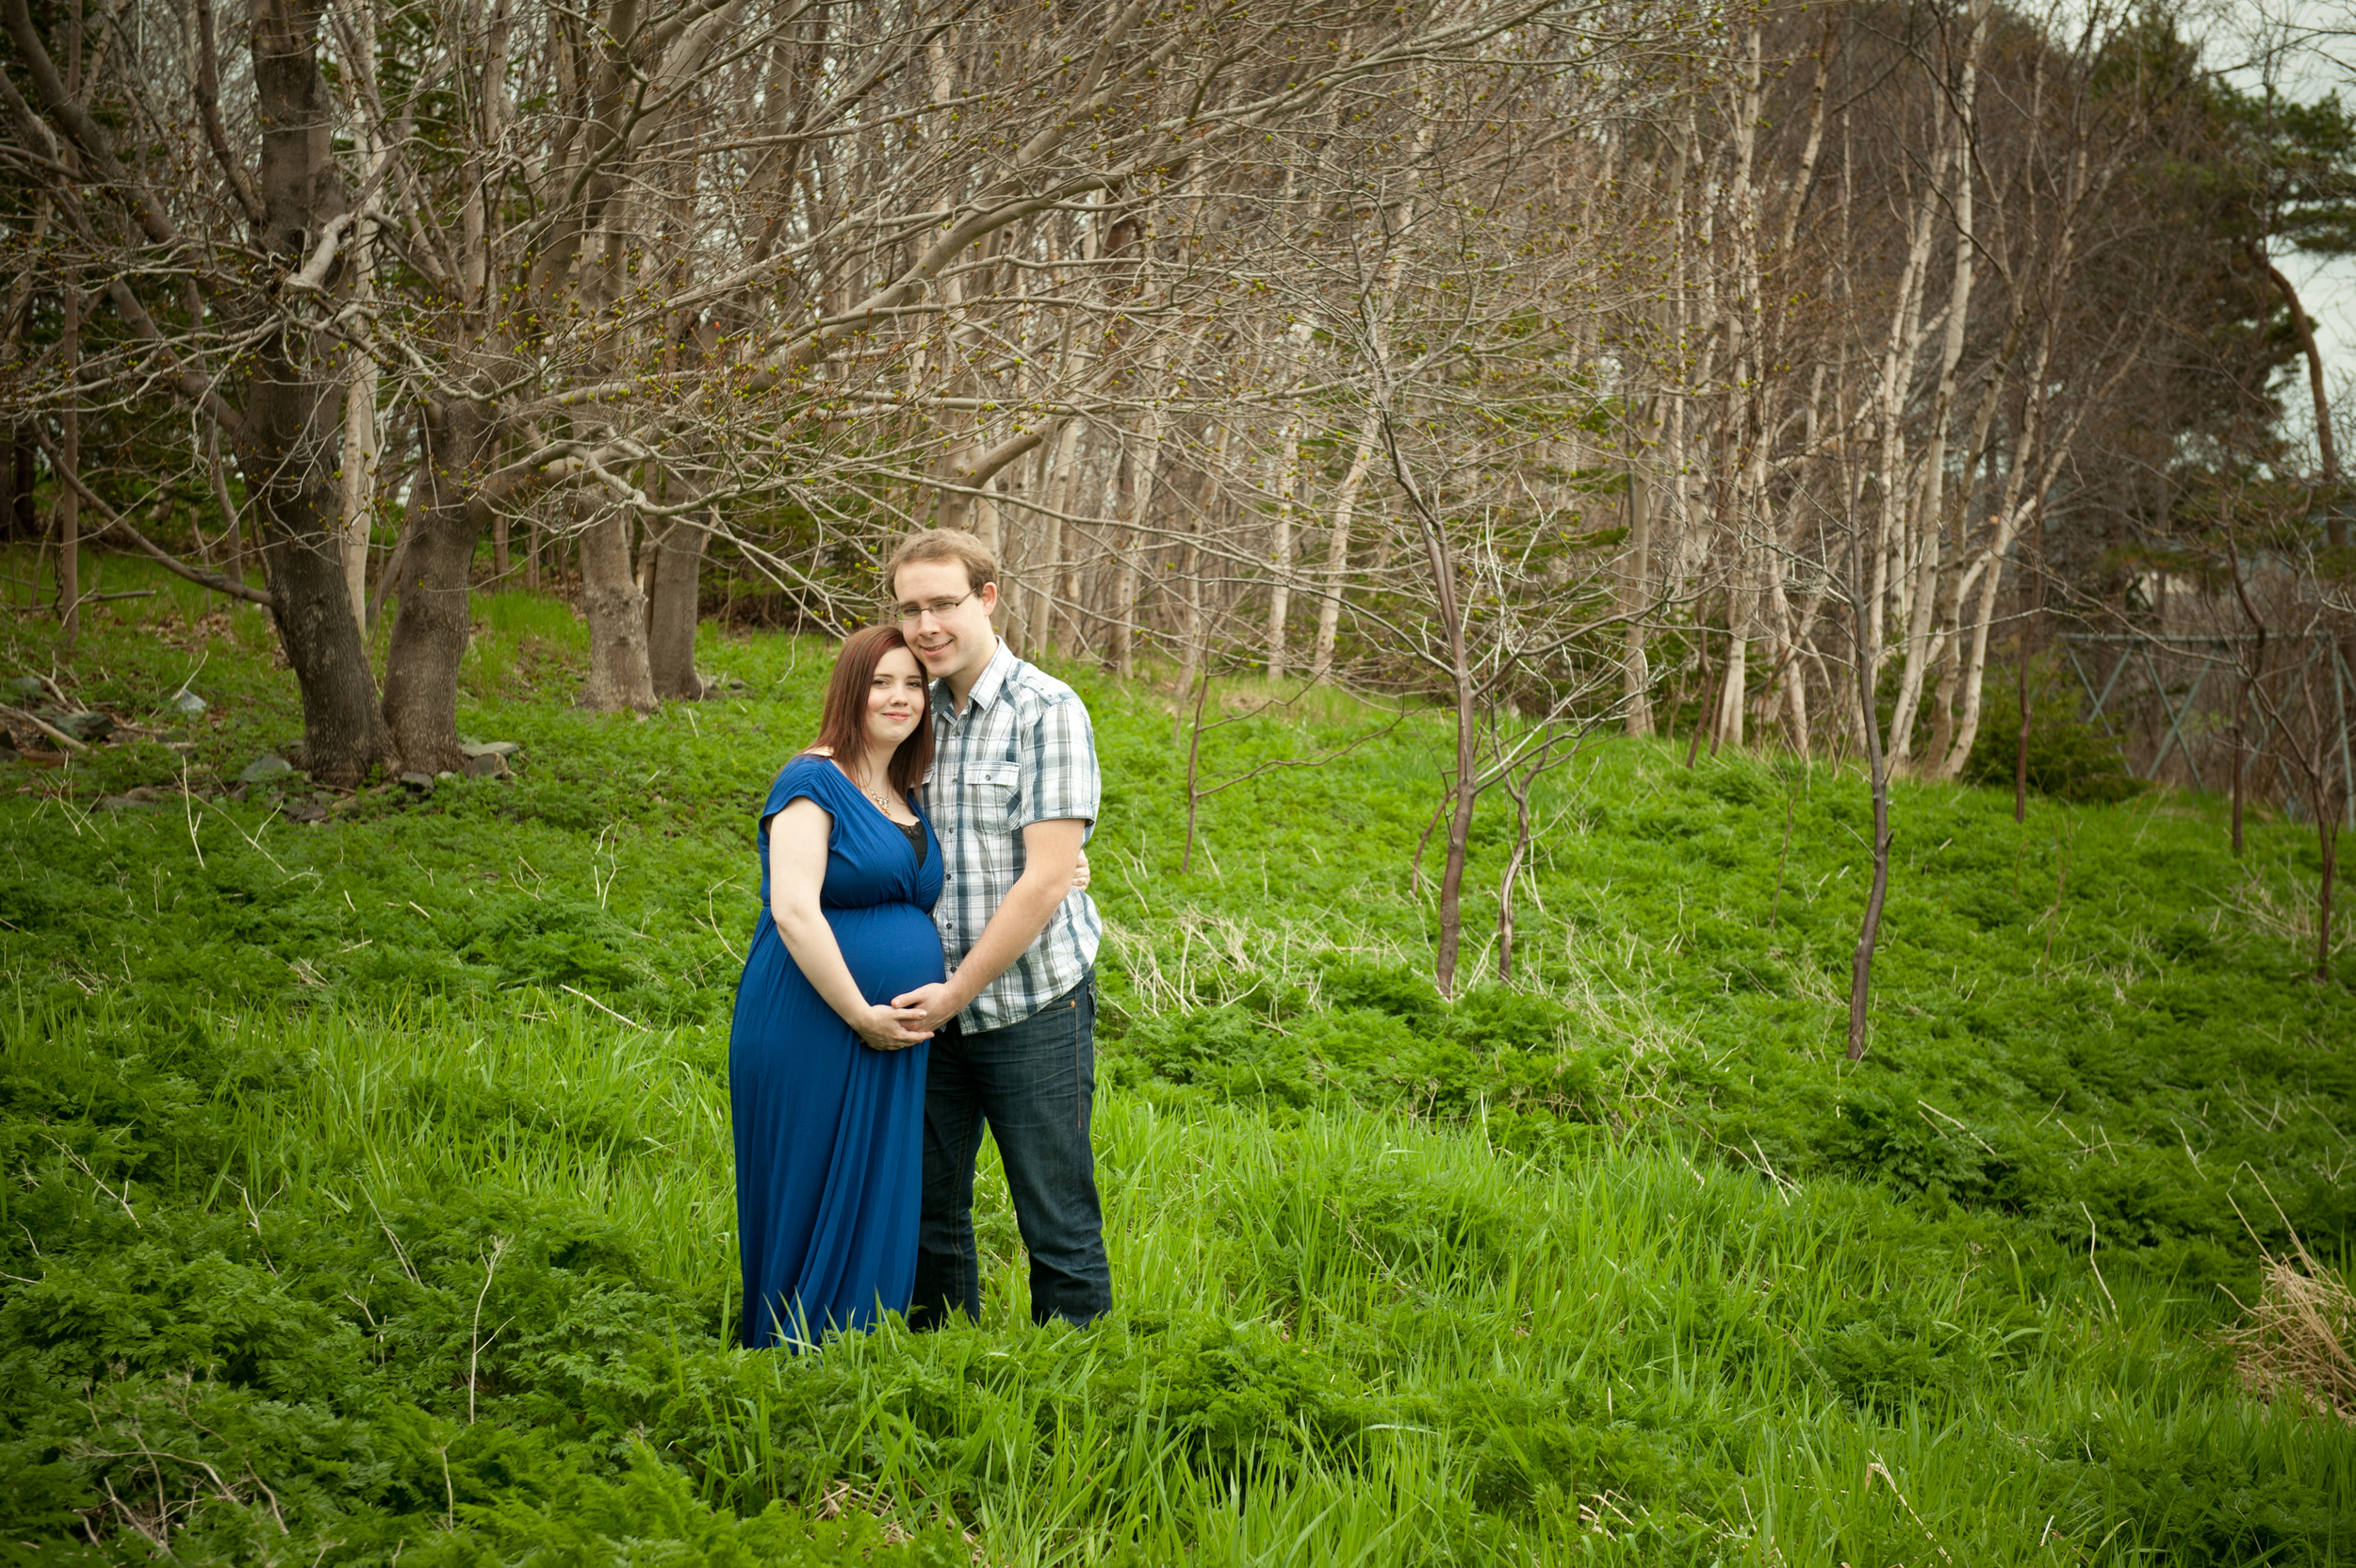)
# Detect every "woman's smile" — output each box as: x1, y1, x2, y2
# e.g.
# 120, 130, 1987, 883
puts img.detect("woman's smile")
866, 646, 931, 741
